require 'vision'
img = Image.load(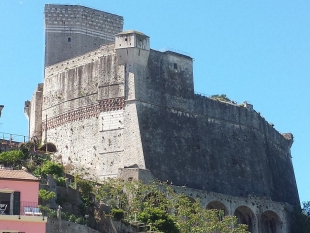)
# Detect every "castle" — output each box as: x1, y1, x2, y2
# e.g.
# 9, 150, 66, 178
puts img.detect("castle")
25, 4, 299, 233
